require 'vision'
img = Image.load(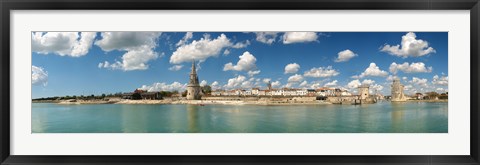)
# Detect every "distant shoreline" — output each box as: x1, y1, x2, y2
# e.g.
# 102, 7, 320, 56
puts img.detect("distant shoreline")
32, 98, 447, 105
32, 99, 333, 105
